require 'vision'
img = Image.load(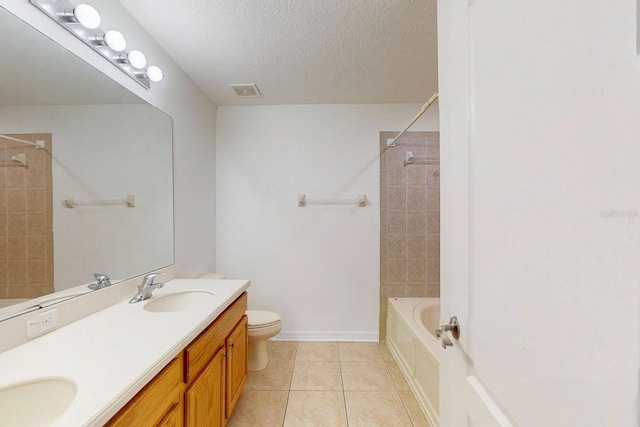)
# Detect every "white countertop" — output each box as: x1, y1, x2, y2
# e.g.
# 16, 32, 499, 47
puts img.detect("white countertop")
0, 278, 250, 427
